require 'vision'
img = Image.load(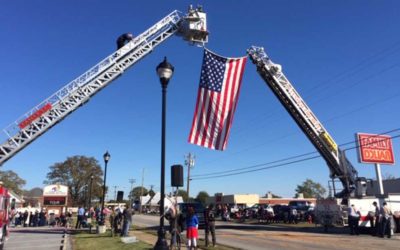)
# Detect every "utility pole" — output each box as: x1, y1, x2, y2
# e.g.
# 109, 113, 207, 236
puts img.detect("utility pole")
113, 185, 118, 201
128, 179, 136, 207
139, 168, 145, 213
184, 153, 195, 201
